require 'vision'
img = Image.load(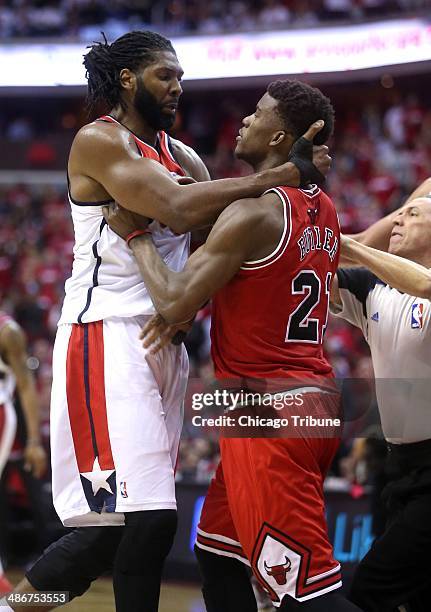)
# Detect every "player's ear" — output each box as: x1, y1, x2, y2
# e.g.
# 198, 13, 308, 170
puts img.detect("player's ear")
119, 68, 136, 92
269, 131, 287, 147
